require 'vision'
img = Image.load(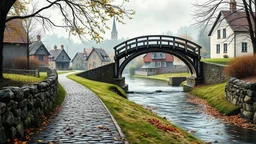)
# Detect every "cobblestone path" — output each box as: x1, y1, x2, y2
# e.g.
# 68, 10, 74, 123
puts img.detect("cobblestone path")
29, 73, 125, 144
